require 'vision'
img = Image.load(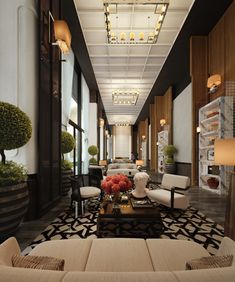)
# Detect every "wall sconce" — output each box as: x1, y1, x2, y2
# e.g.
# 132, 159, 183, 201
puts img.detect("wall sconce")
141, 135, 146, 141
207, 74, 221, 94
49, 11, 71, 54
99, 118, 105, 128
105, 129, 109, 135
160, 119, 166, 127
196, 126, 201, 133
